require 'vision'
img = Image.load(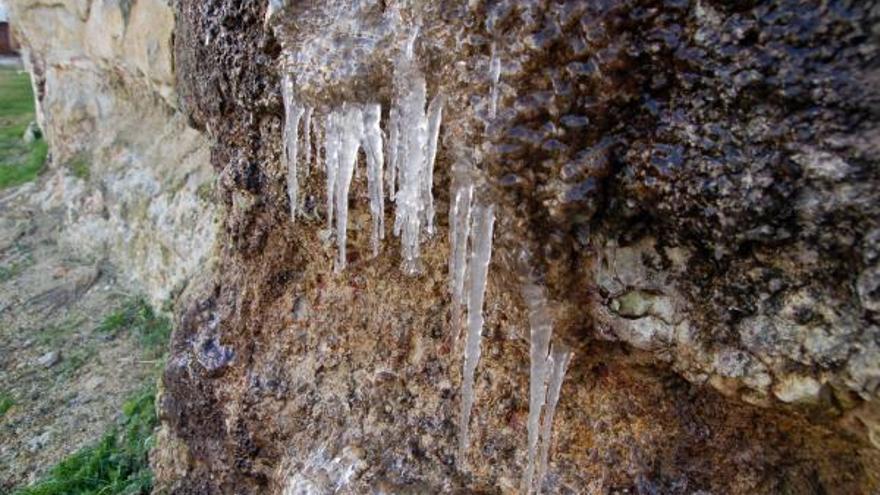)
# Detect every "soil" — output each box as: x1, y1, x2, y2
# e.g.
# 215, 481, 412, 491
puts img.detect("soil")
0, 180, 160, 491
